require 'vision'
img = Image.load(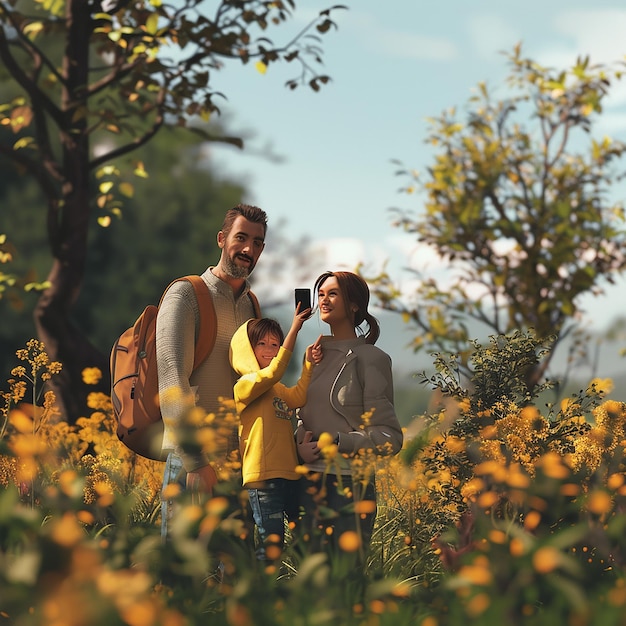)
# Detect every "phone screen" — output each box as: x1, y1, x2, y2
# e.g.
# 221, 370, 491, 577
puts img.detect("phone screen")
294, 288, 312, 311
